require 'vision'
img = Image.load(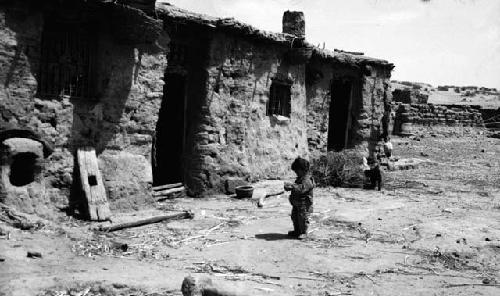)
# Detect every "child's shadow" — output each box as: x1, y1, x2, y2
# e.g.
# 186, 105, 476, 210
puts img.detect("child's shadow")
255, 233, 290, 241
